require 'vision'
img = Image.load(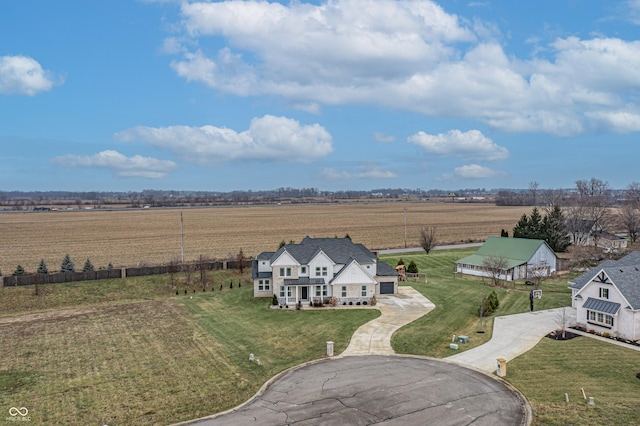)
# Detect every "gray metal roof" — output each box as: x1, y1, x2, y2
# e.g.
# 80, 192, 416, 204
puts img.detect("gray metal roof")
583, 297, 621, 315
284, 277, 325, 286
